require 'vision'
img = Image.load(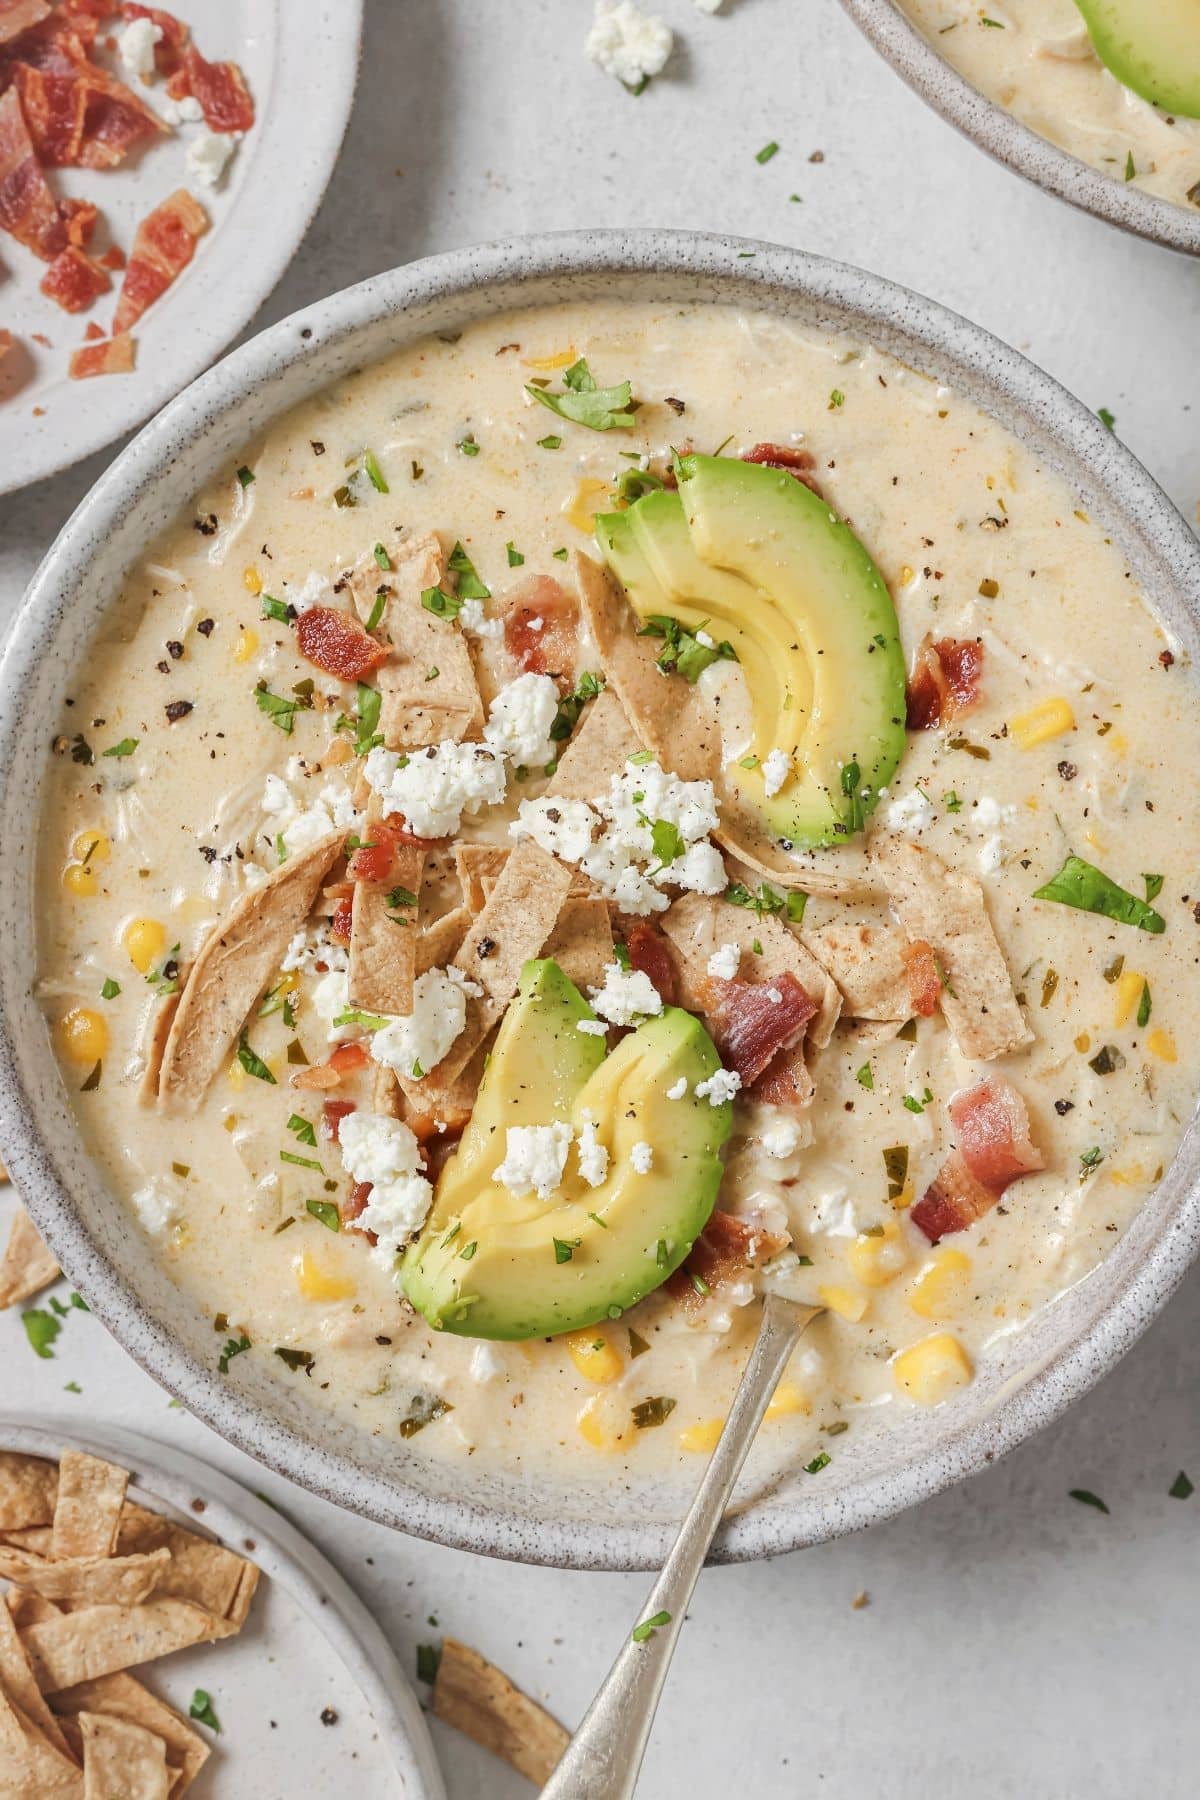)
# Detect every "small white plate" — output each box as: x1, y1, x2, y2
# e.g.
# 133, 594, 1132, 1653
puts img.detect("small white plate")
1, 1419, 446, 1799
0, 0, 361, 494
